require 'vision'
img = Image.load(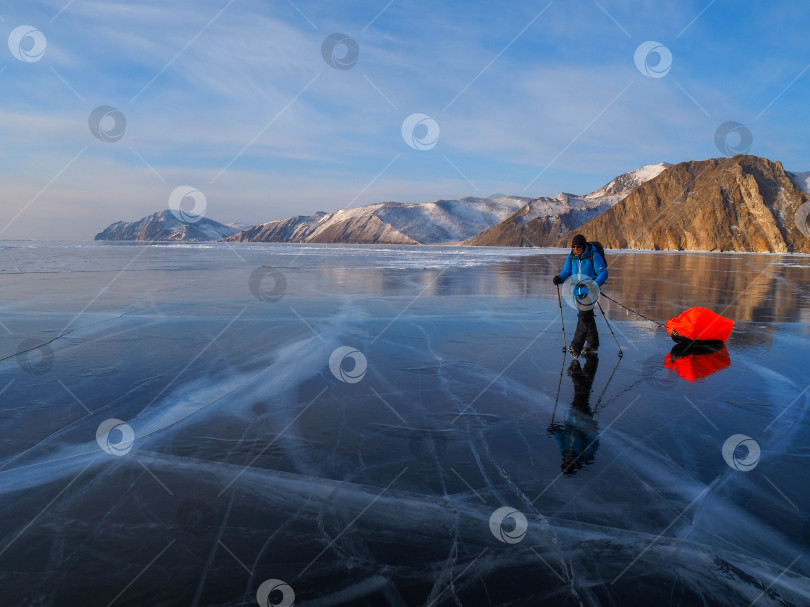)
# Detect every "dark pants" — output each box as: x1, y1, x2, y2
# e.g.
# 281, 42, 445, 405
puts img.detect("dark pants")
569, 355, 599, 410
571, 310, 599, 350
